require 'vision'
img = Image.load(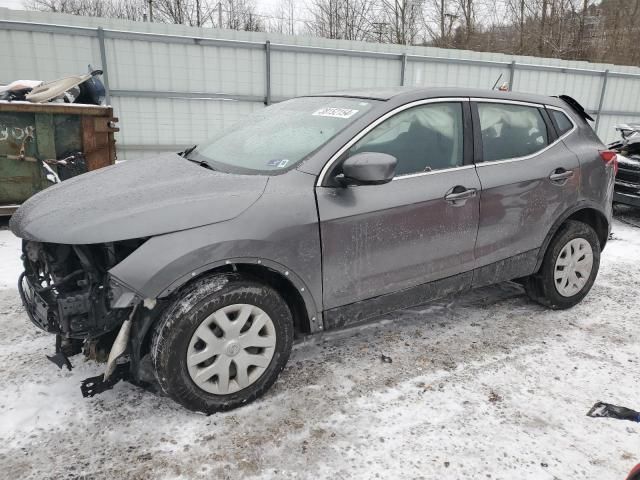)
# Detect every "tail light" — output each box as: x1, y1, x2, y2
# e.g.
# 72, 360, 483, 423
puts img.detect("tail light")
599, 150, 618, 175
